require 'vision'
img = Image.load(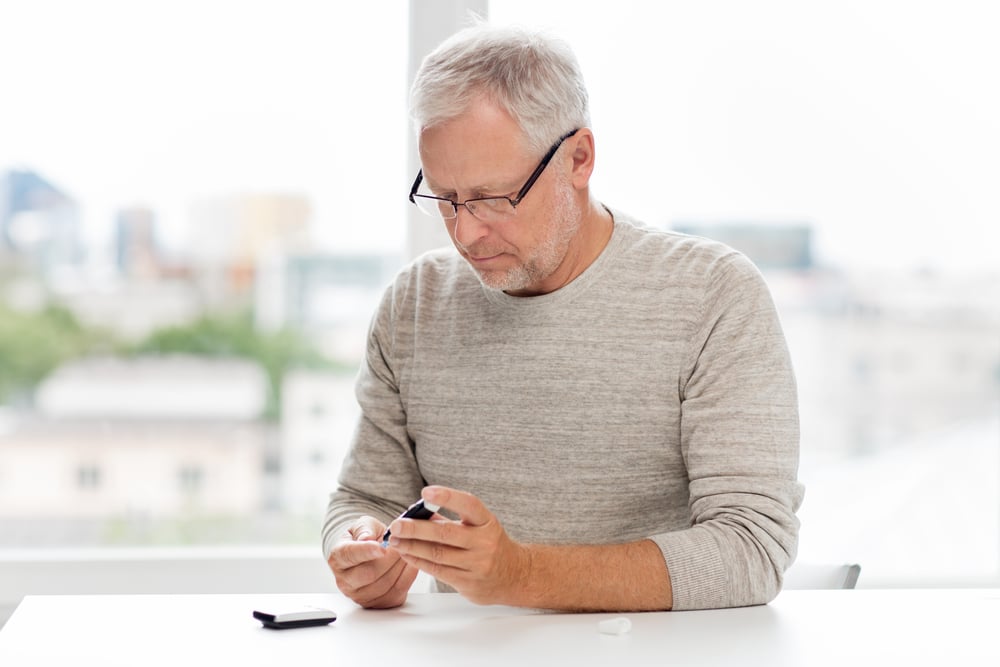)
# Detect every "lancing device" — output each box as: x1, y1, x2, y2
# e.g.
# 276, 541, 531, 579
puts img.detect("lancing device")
381, 499, 440, 547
